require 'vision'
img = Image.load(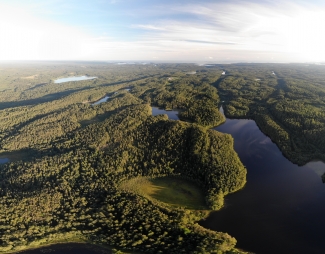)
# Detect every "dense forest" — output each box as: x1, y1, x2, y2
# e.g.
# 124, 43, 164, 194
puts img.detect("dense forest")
215, 64, 325, 165
0, 62, 247, 253
0, 62, 325, 253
